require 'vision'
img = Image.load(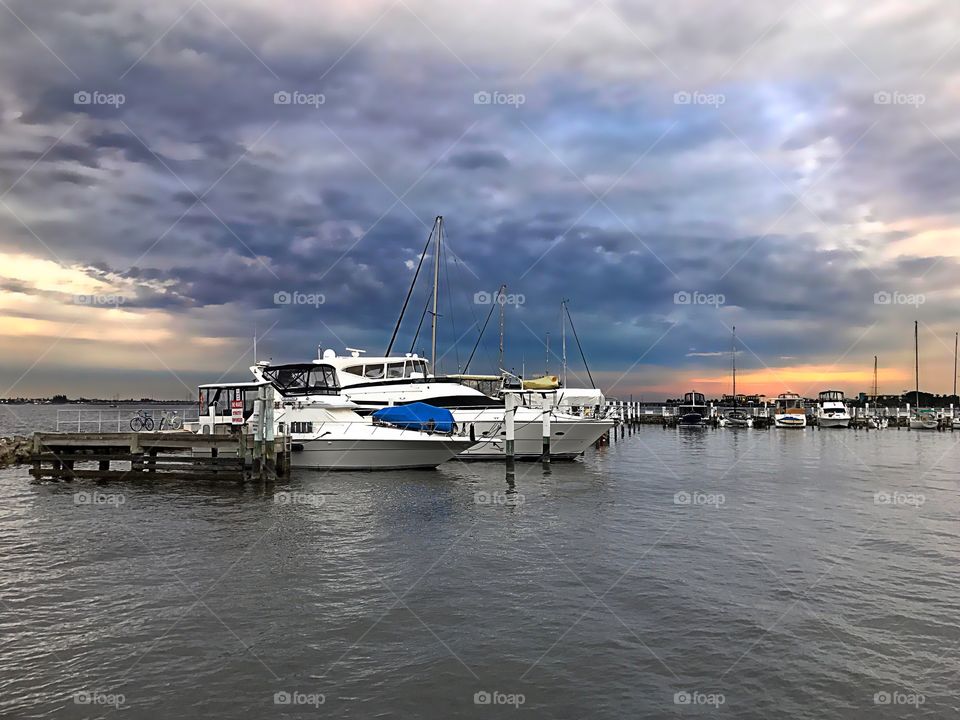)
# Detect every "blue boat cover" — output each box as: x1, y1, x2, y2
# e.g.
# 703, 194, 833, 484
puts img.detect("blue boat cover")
372, 402, 455, 433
